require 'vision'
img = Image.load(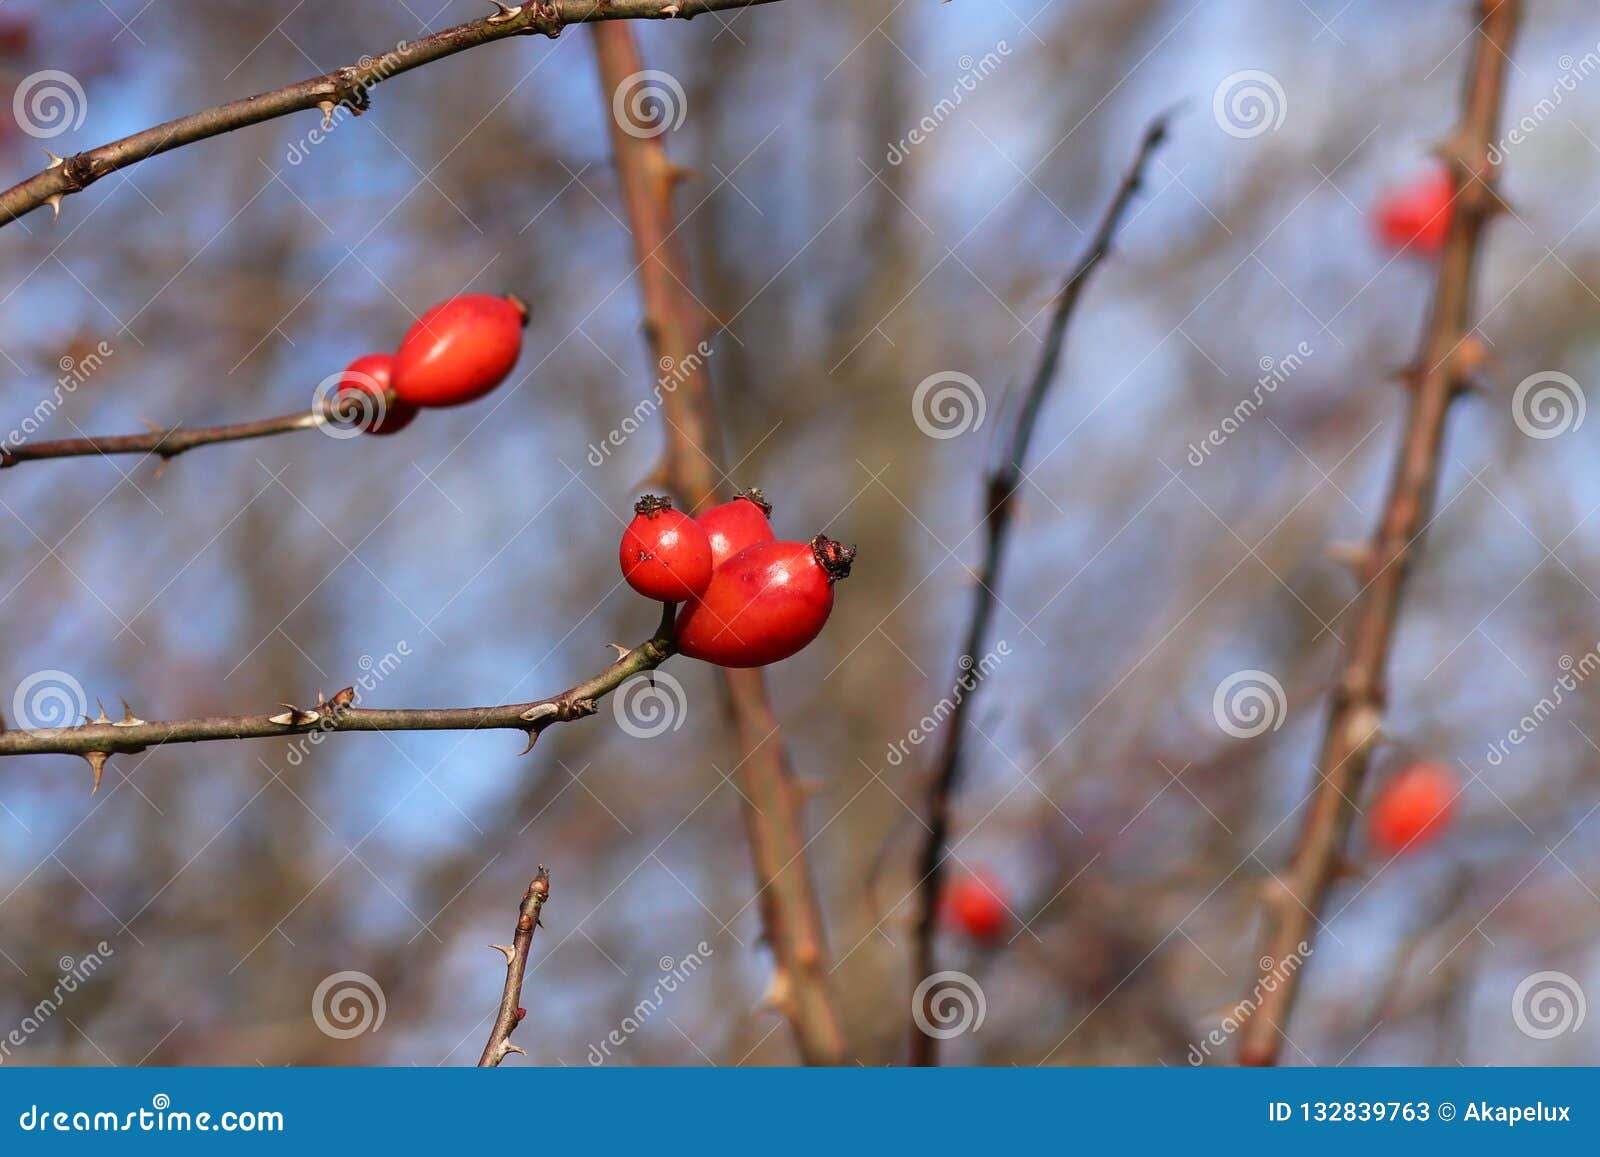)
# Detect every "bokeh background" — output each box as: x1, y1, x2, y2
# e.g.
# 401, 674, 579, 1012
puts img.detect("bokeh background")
2, 0, 1598, 1066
